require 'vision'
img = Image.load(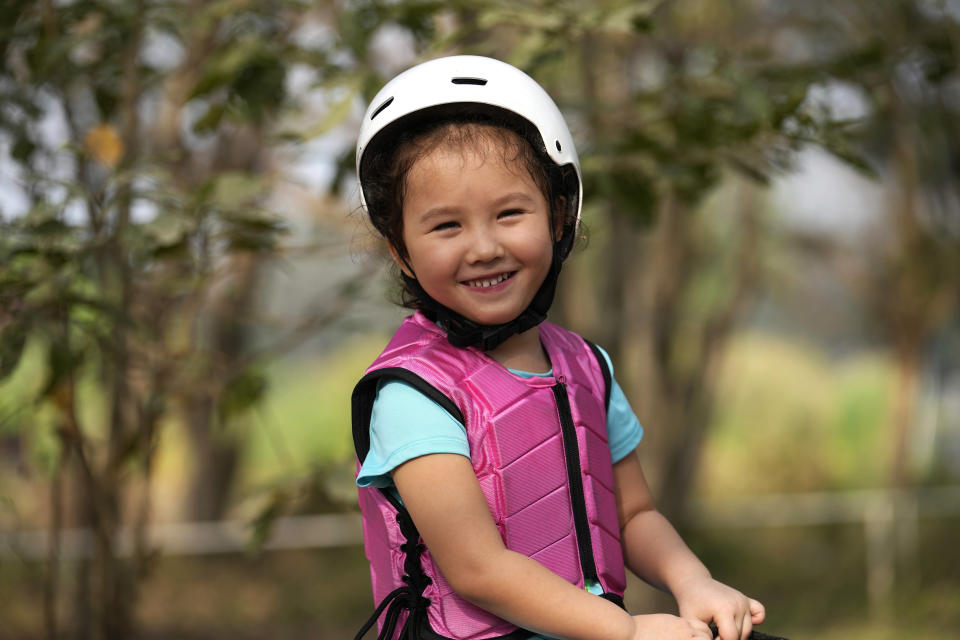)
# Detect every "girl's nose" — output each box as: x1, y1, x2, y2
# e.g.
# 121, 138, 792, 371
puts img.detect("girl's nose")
465, 225, 504, 264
